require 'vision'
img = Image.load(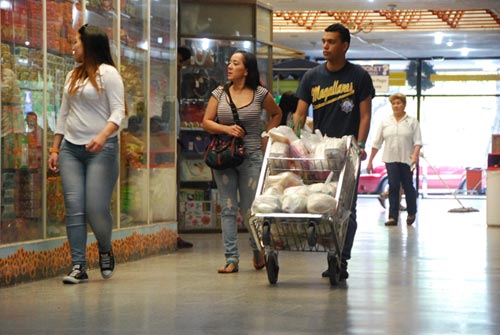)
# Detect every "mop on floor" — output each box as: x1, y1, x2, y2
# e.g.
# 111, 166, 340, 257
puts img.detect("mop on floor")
420, 153, 479, 213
